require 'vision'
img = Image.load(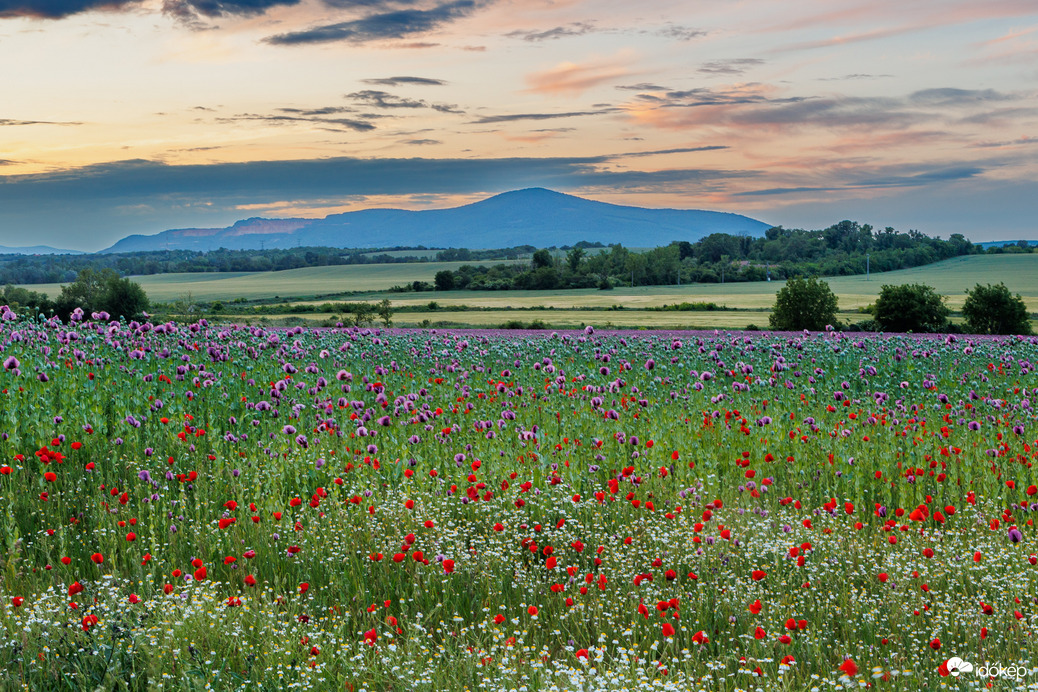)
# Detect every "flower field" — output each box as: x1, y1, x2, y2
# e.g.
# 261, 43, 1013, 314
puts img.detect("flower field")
0, 316, 1036, 691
